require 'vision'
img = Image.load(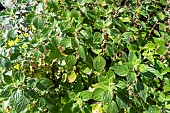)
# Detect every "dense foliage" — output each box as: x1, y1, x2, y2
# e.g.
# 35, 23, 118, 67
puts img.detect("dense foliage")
0, 0, 170, 112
